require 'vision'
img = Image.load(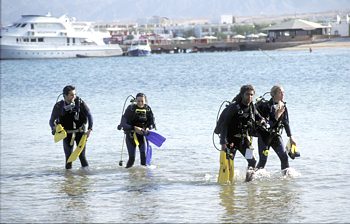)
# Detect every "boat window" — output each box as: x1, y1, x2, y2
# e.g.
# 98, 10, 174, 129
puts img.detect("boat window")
35, 23, 65, 30
67, 38, 70, 45
21, 23, 27, 28
31, 24, 34, 29
38, 38, 44, 42
31, 38, 36, 42
16, 23, 22, 27
23, 38, 29, 42
72, 38, 75, 44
